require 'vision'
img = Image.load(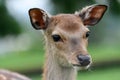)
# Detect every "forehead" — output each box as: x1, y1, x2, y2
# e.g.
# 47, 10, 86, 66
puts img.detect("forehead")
50, 14, 87, 33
